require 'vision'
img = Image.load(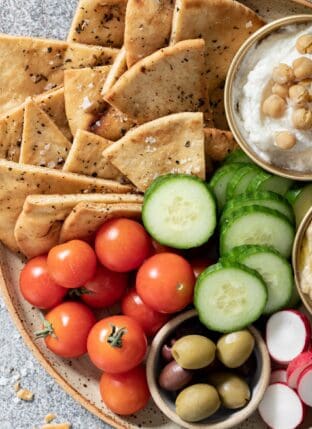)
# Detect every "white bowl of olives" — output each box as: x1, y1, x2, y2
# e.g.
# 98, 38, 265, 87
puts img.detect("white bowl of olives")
146, 309, 271, 429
